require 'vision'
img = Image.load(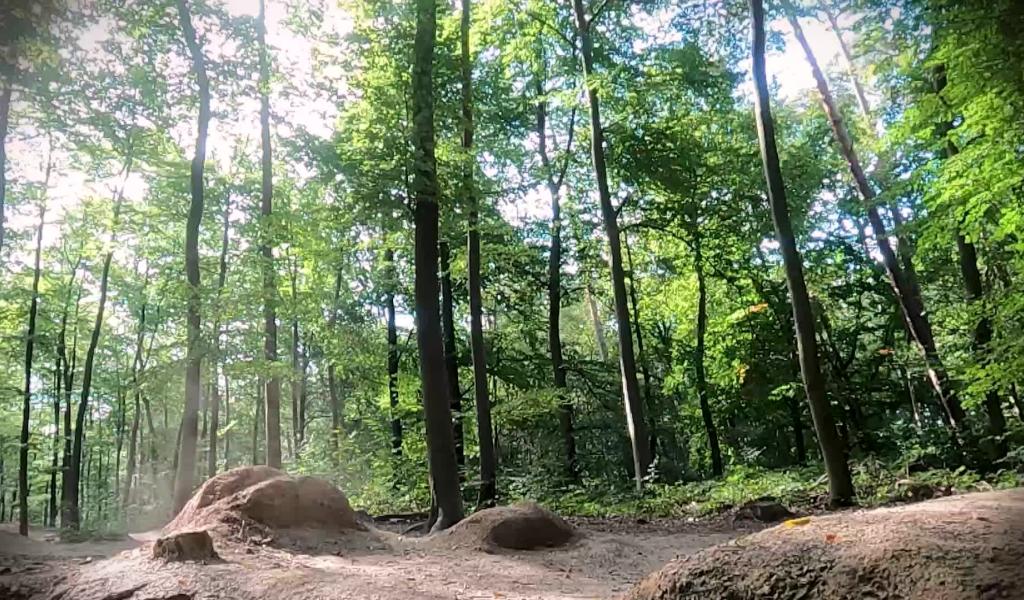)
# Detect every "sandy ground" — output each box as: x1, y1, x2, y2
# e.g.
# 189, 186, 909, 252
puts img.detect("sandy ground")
0, 518, 745, 600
